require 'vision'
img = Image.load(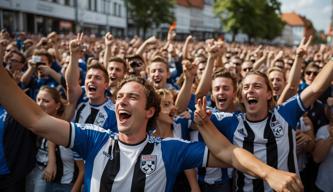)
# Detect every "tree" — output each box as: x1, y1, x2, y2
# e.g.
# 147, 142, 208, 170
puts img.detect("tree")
214, 0, 284, 42
125, 0, 175, 37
